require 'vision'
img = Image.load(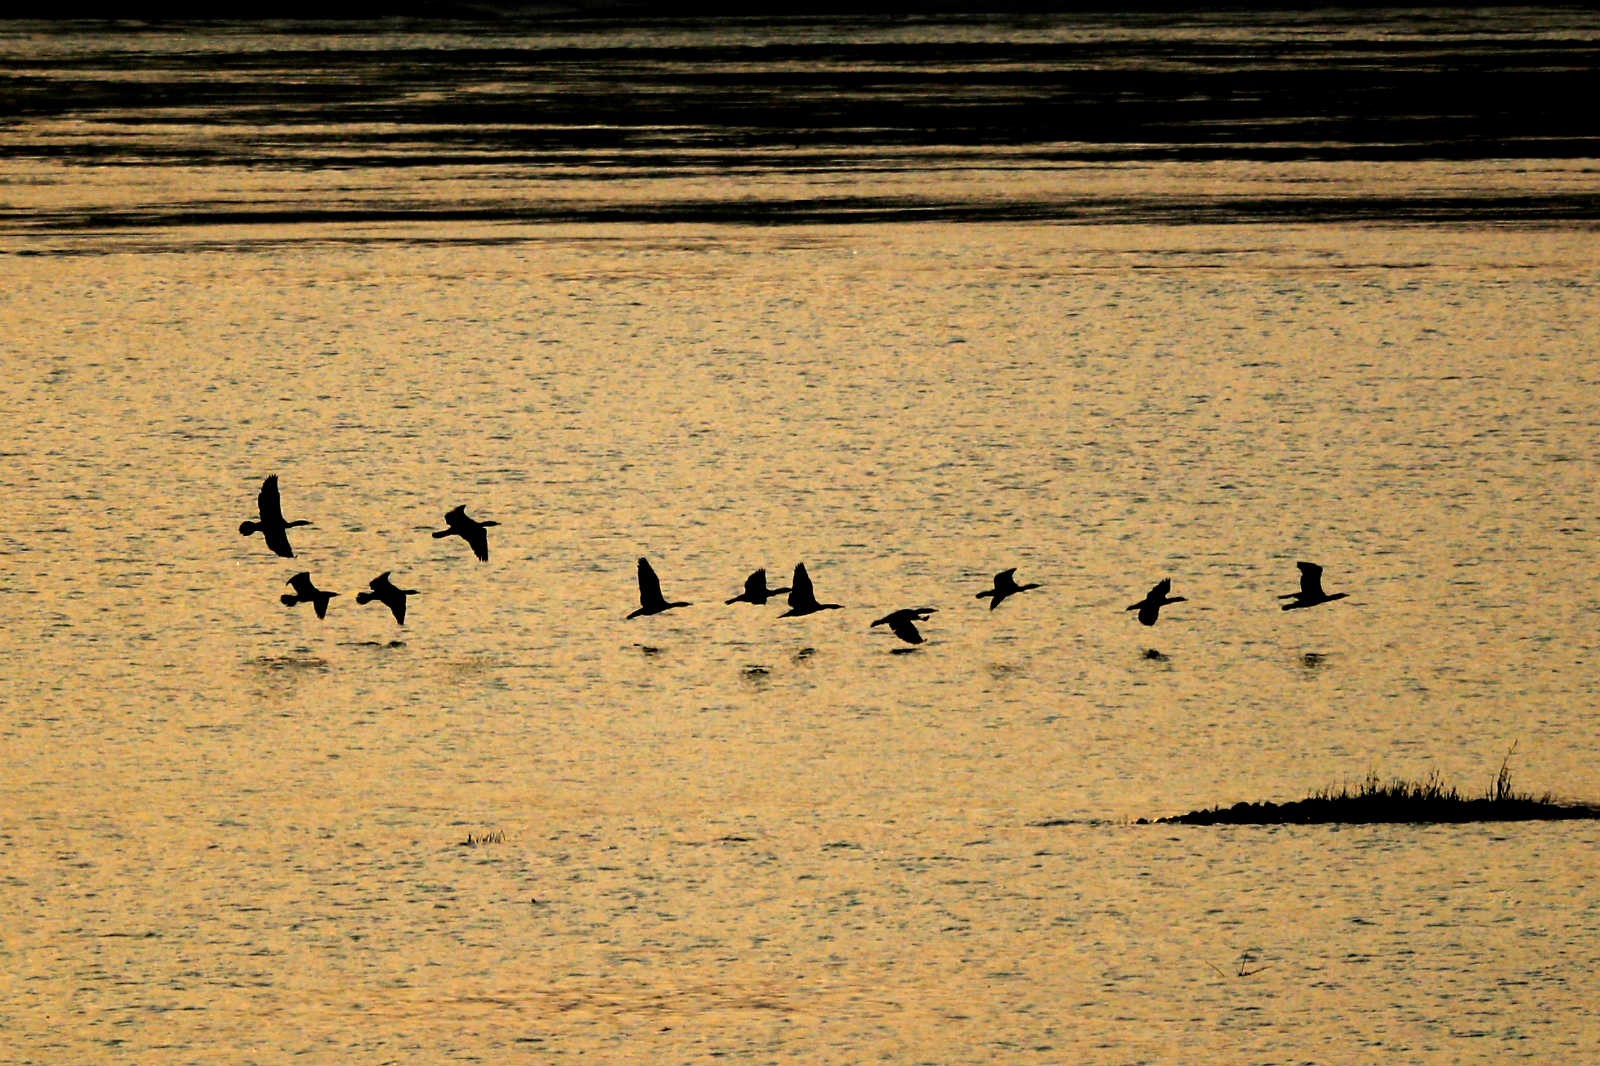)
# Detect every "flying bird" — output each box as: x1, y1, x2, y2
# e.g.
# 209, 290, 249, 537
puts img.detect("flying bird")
628, 556, 691, 618
355, 571, 417, 625
976, 568, 1041, 610
780, 562, 843, 618
432, 505, 498, 562
239, 474, 310, 559
1278, 561, 1349, 611
1126, 578, 1187, 626
725, 568, 791, 606
281, 571, 337, 619
871, 606, 936, 645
